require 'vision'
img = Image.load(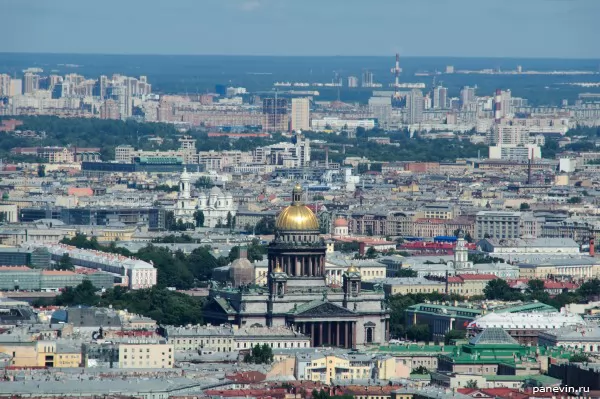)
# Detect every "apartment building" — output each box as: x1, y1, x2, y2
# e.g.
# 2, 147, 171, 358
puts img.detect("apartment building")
83, 339, 174, 368
475, 211, 522, 240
